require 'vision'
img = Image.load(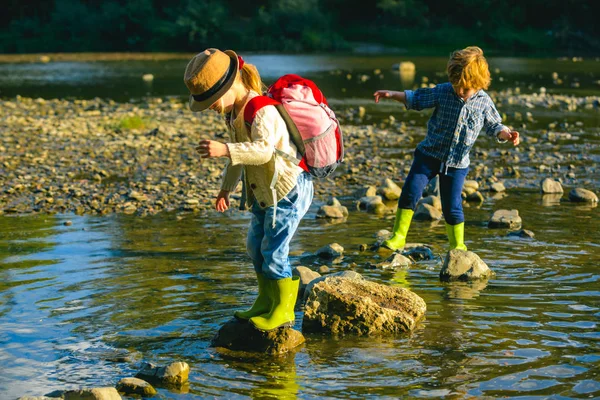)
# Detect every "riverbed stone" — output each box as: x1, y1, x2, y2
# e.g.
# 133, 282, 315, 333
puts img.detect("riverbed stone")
292, 266, 321, 298
116, 378, 157, 397
212, 319, 305, 355
378, 178, 402, 200
464, 180, 479, 191
316, 243, 344, 259
317, 204, 348, 219
440, 250, 494, 281
303, 276, 427, 335
507, 229, 535, 239
540, 178, 564, 194
303, 270, 363, 303
357, 195, 387, 215
413, 203, 442, 221
466, 191, 485, 202
568, 188, 598, 202
135, 361, 189, 387
369, 252, 412, 270
488, 209, 522, 229
490, 182, 506, 192
63, 388, 121, 400
402, 244, 435, 261
353, 185, 377, 199
417, 195, 442, 211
